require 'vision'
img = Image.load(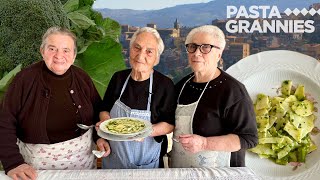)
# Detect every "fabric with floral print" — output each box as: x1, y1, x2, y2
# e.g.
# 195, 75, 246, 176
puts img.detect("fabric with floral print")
18, 129, 95, 170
